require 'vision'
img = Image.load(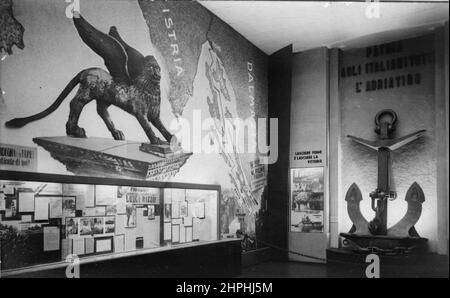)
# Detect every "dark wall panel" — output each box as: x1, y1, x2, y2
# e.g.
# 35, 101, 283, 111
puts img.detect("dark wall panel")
266, 45, 293, 259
